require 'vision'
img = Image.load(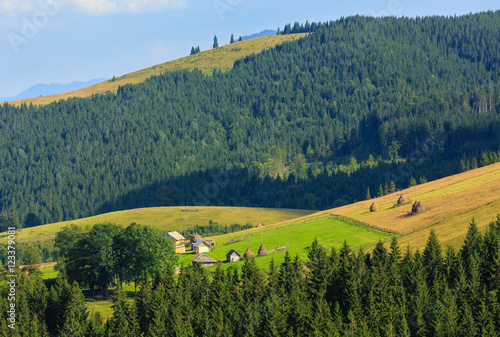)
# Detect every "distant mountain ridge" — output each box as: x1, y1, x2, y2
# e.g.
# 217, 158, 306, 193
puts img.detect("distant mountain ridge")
241, 29, 276, 40
1, 78, 108, 102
